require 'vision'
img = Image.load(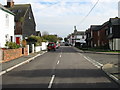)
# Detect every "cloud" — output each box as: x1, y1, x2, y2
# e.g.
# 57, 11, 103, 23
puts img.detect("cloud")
0, 0, 119, 37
